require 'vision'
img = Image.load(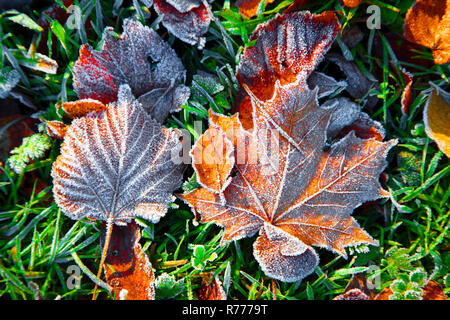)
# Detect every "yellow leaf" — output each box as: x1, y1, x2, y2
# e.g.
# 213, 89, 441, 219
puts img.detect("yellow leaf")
424, 90, 450, 158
